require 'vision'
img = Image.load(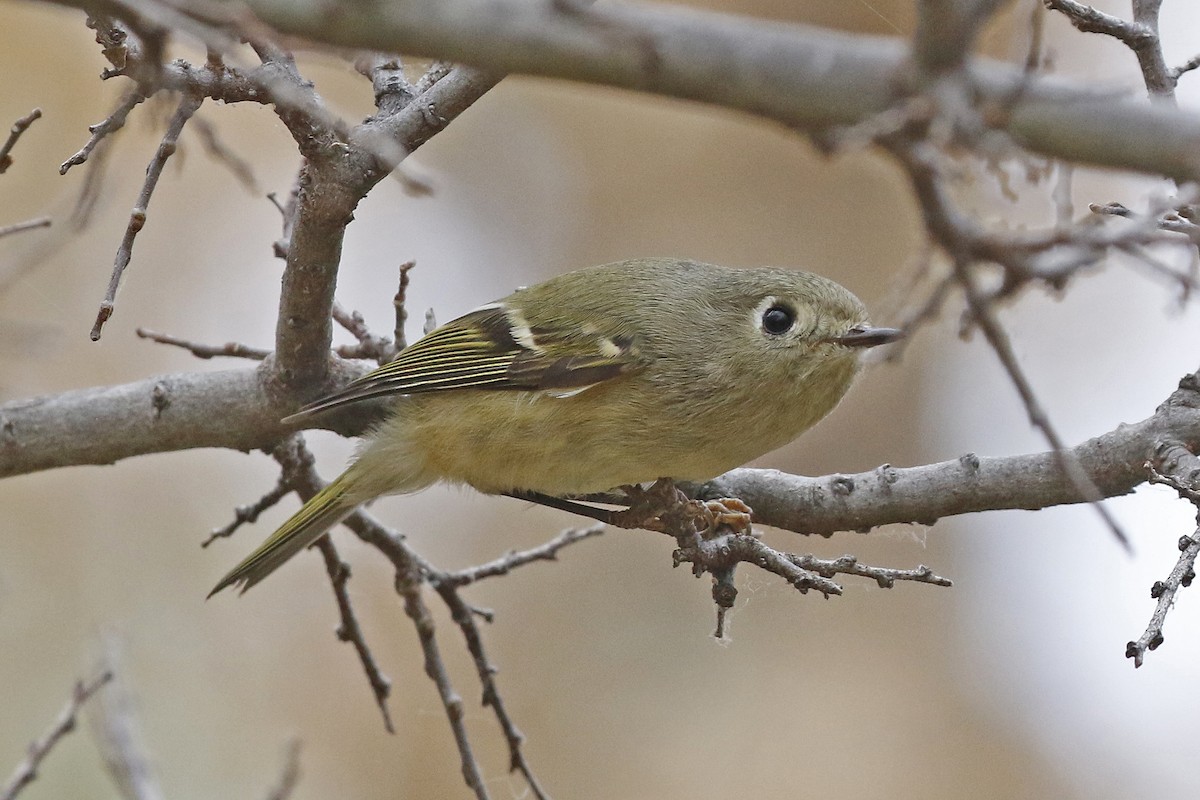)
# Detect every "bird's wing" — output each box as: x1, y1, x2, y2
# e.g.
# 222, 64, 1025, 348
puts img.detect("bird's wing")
286, 304, 644, 420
